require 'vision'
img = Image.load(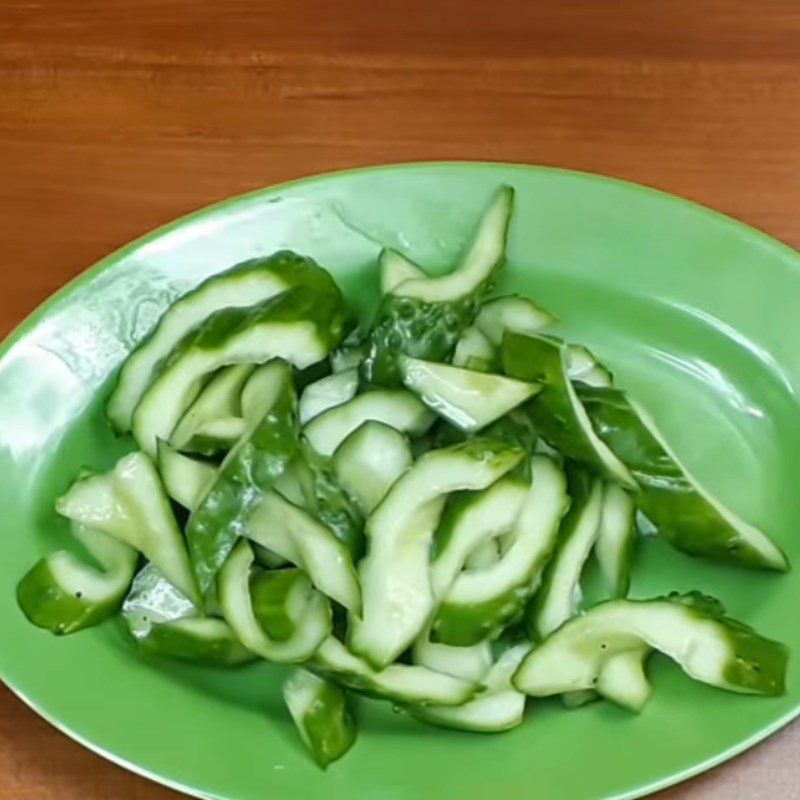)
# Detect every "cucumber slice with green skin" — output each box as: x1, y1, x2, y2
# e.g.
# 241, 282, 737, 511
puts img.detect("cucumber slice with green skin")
502, 332, 636, 488
475, 296, 555, 346
399, 356, 541, 434
310, 637, 478, 707
595, 482, 637, 598
379, 248, 427, 295
133, 285, 351, 457
465, 540, 501, 569
451, 327, 495, 370
596, 647, 652, 711
252, 544, 290, 570
157, 441, 216, 511
412, 635, 493, 682
298, 369, 359, 425
108, 251, 339, 432
566, 345, 613, 388
361, 186, 514, 386
530, 470, 605, 639
218, 541, 331, 663
430, 477, 527, 600
514, 592, 788, 702
432, 456, 568, 646
577, 384, 788, 571
304, 390, 435, 457
17, 523, 138, 635
332, 421, 413, 515
412, 643, 530, 733
284, 669, 357, 769
330, 331, 367, 374
249, 568, 313, 641
350, 440, 524, 669
56, 451, 198, 604
244, 490, 361, 614
186, 361, 299, 597
170, 364, 254, 453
